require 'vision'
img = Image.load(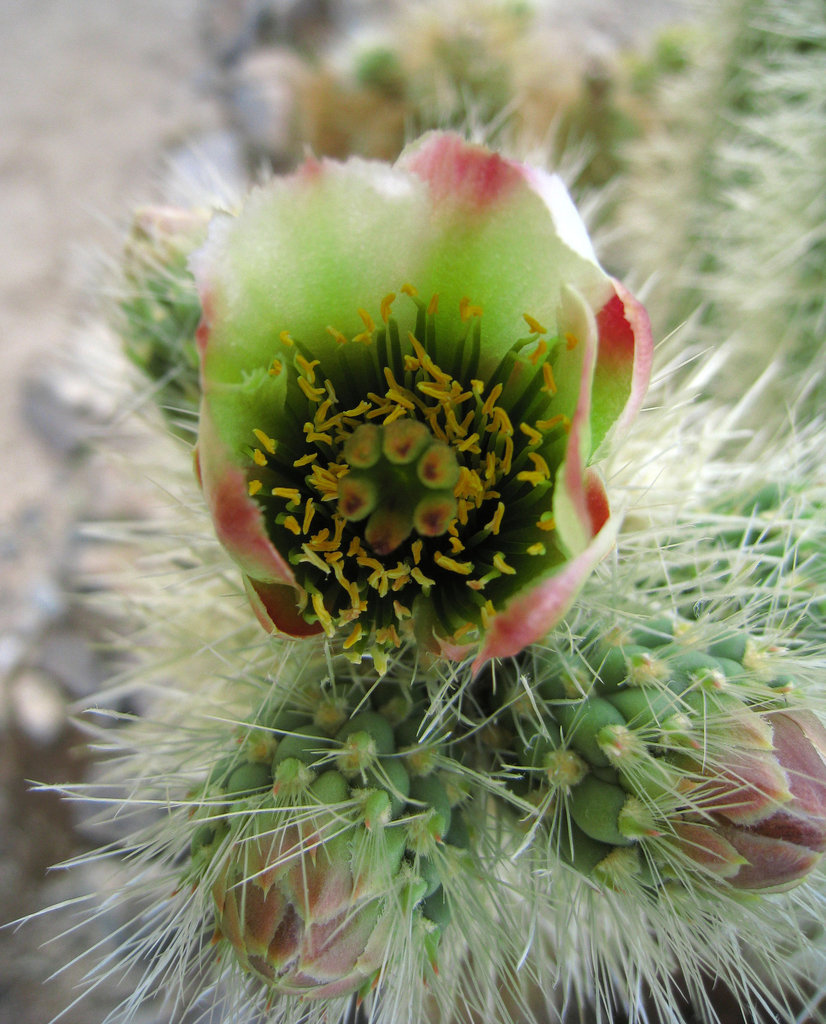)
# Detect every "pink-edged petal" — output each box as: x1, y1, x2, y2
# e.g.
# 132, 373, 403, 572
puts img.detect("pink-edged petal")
244, 577, 323, 639
768, 710, 826, 827
471, 473, 617, 673
197, 401, 296, 586
591, 279, 654, 454
717, 822, 823, 892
